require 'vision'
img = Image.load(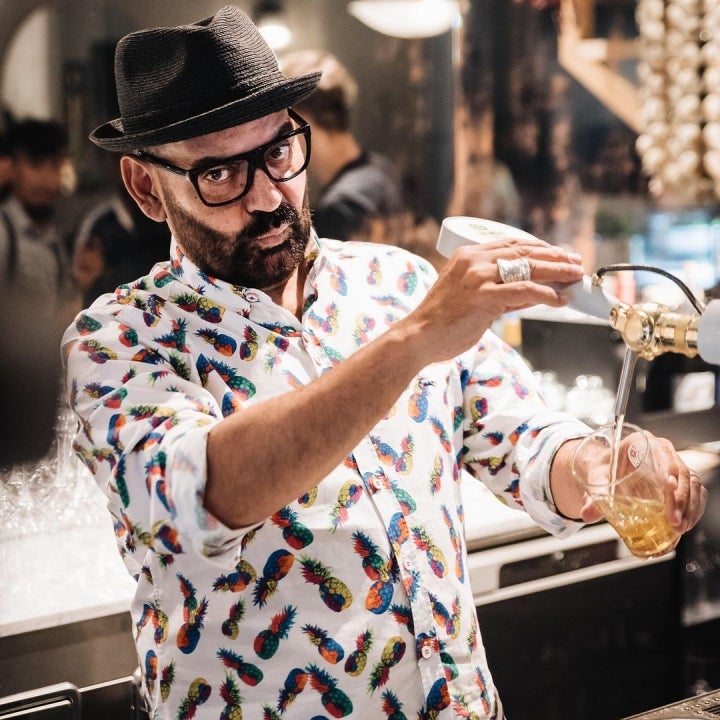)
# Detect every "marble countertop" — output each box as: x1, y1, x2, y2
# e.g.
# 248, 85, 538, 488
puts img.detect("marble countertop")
0, 512, 136, 638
